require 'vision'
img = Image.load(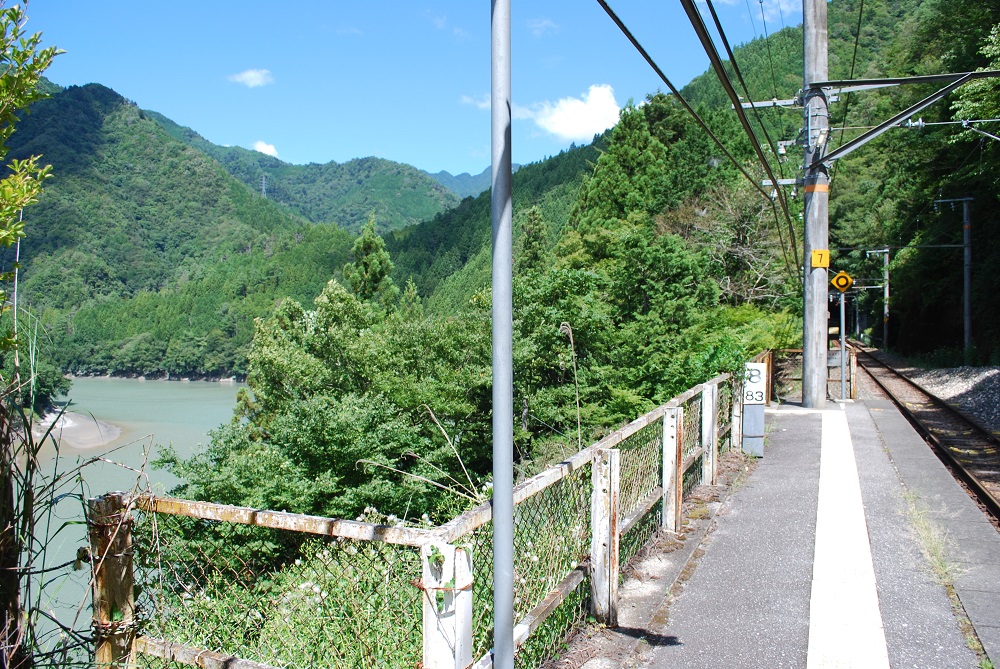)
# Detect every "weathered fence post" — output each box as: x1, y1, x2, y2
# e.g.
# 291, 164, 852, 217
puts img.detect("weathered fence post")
662, 407, 683, 534
701, 381, 719, 486
421, 542, 473, 669
590, 448, 619, 626
88, 492, 136, 669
